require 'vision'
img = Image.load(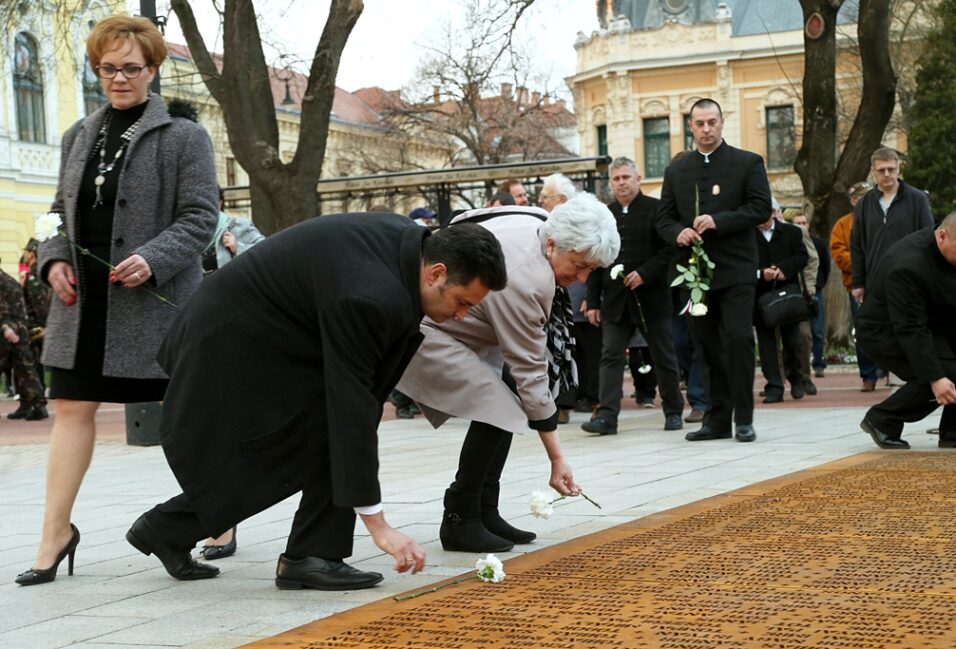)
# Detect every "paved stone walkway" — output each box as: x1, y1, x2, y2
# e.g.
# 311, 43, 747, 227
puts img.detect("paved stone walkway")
0, 371, 939, 648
